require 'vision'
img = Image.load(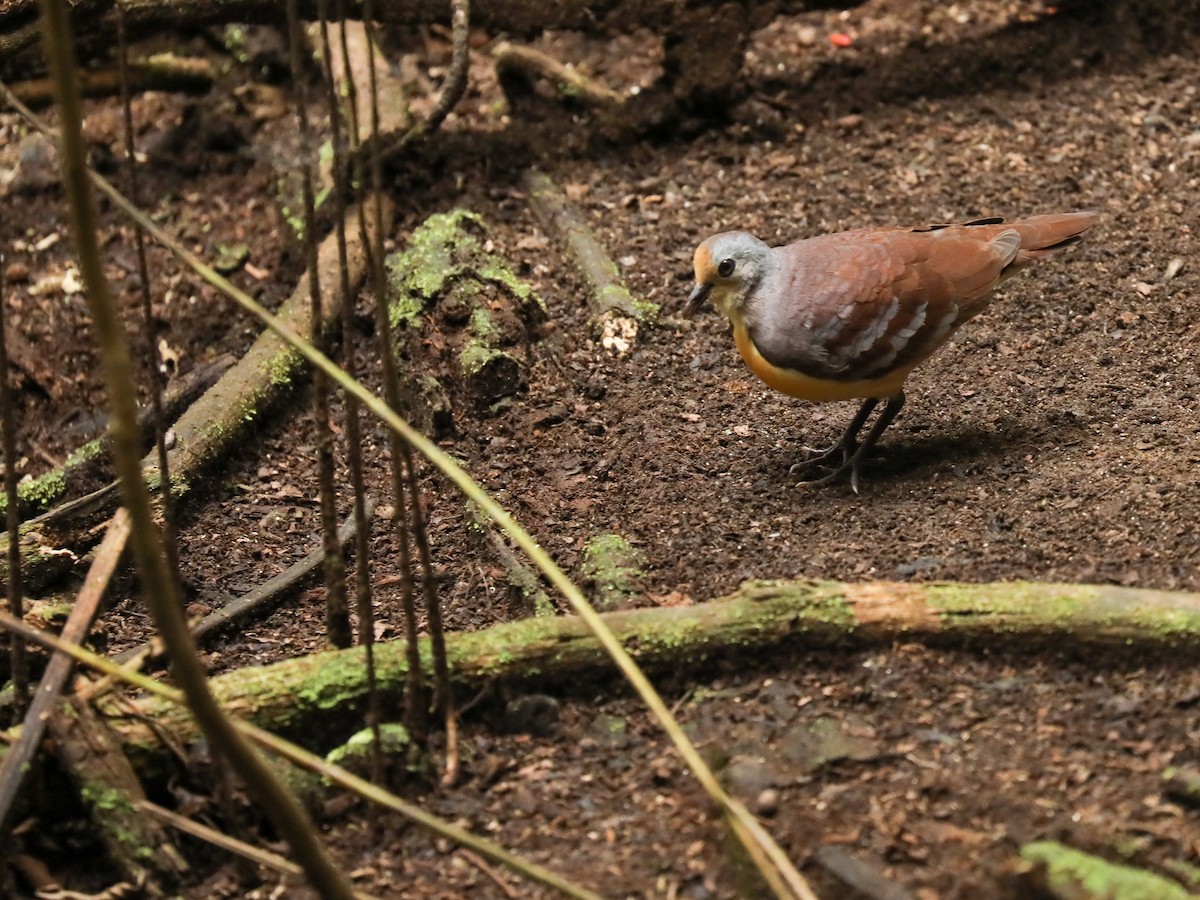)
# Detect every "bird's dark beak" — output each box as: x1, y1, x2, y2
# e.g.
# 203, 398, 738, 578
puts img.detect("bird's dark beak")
683, 282, 712, 319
